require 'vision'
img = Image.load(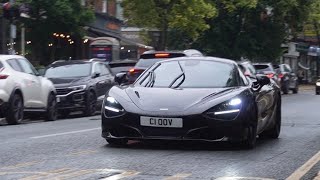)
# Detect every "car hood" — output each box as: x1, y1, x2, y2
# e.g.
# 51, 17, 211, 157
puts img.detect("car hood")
124, 87, 237, 112
47, 77, 90, 88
